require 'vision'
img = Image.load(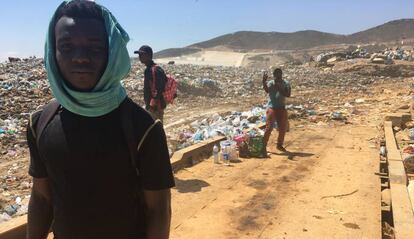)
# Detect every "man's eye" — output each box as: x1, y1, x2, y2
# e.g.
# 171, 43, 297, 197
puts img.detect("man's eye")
90, 46, 105, 52
59, 44, 72, 51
